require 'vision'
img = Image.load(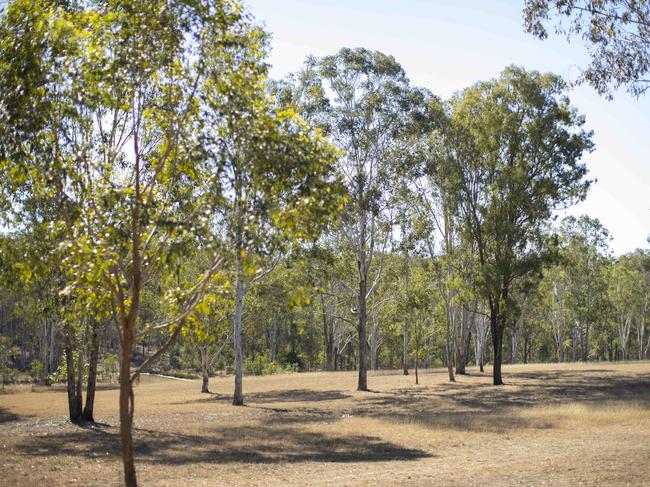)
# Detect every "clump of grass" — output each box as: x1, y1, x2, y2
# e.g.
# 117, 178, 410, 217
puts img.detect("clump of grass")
518, 401, 650, 427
